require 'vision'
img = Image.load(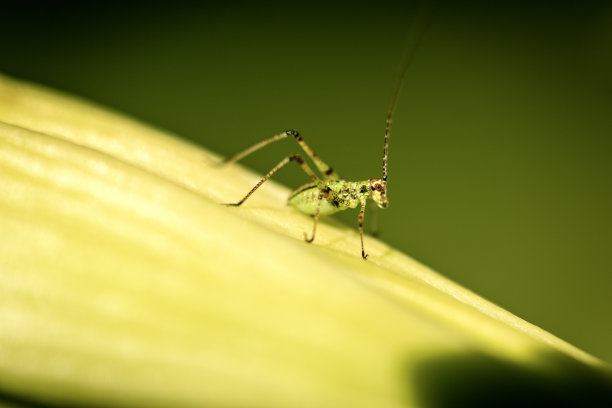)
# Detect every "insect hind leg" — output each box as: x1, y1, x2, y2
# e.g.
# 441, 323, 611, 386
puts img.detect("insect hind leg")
221, 132, 288, 165
225, 154, 319, 206
222, 130, 340, 180
285, 130, 340, 180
